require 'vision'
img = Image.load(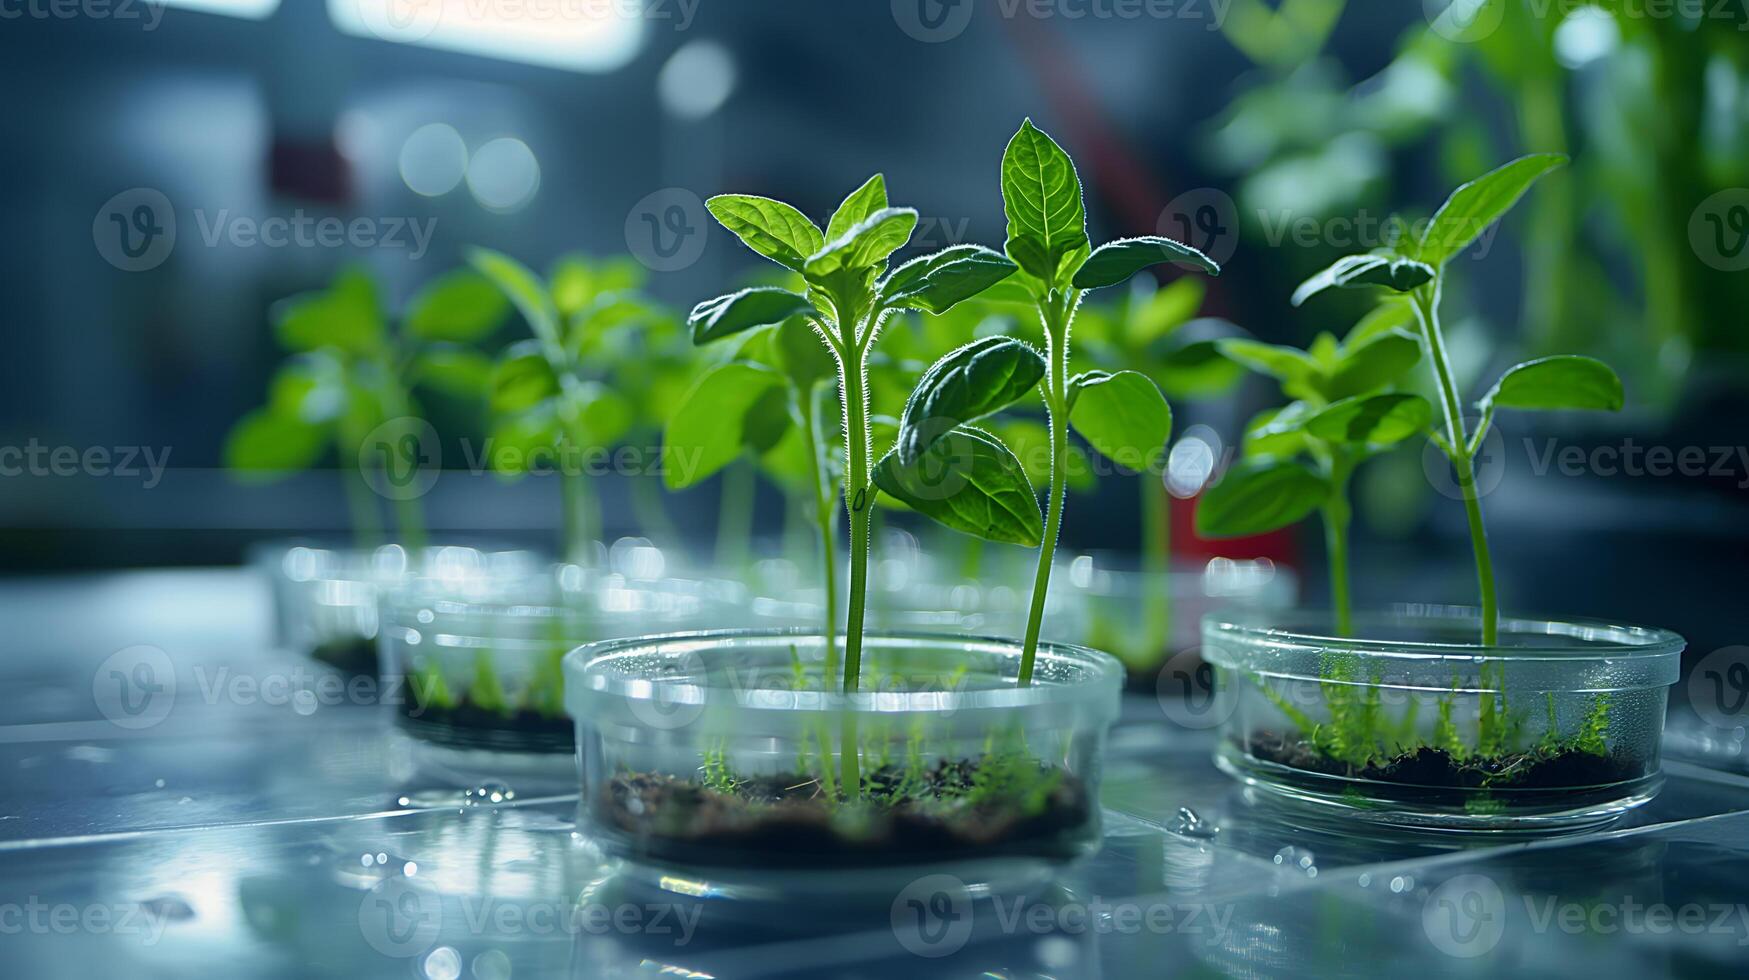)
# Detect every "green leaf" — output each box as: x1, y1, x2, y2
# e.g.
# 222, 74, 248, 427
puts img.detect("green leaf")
404, 269, 510, 342
991, 418, 1096, 494
1243, 403, 1314, 459
1324, 330, 1423, 400
825, 174, 889, 243
688, 287, 816, 345
274, 268, 384, 354
485, 405, 560, 479
873, 426, 1043, 547
1419, 154, 1567, 268
467, 247, 563, 352
1129, 278, 1205, 348
1070, 236, 1221, 290
224, 409, 327, 481
1291, 254, 1435, 307
770, 314, 837, 388
1216, 338, 1319, 385
1001, 119, 1089, 284
662, 362, 788, 489
804, 207, 919, 279
574, 381, 635, 447
1304, 393, 1434, 446
879, 245, 1018, 314
413, 345, 494, 398
1068, 369, 1172, 472
1158, 338, 1247, 400
489, 340, 559, 413
705, 194, 824, 272
897, 337, 1046, 464
1481, 355, 1623, 412
1195, 459, 1329, 538
1345, 300, 1416, 346
268, 354, 347, 424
